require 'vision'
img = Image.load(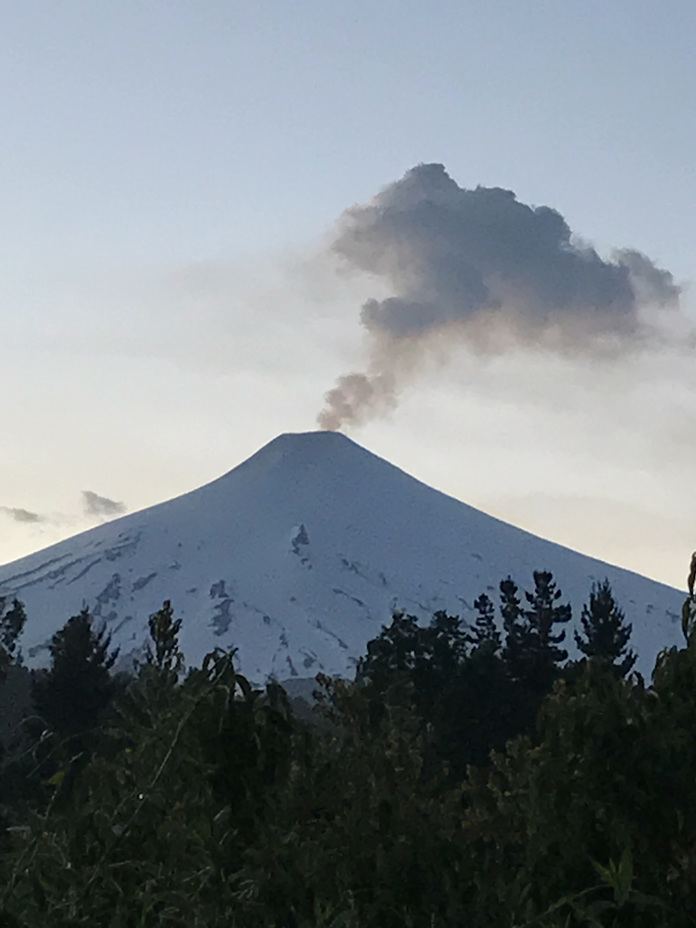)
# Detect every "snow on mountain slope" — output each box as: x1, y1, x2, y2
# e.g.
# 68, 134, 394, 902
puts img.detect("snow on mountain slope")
0, 431, 685, 682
